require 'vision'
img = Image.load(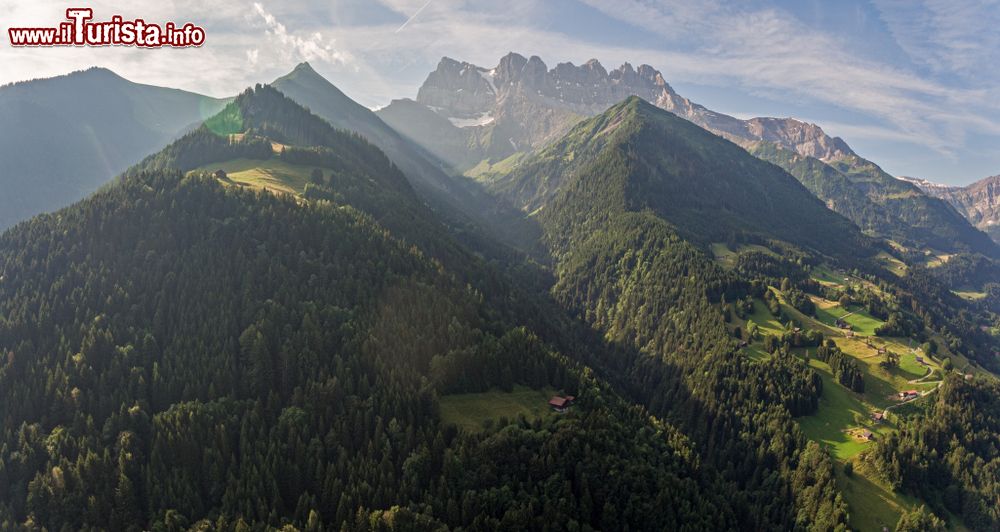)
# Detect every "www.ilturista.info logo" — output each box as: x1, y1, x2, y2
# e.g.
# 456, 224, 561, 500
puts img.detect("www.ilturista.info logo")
8, 8, 205, 47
